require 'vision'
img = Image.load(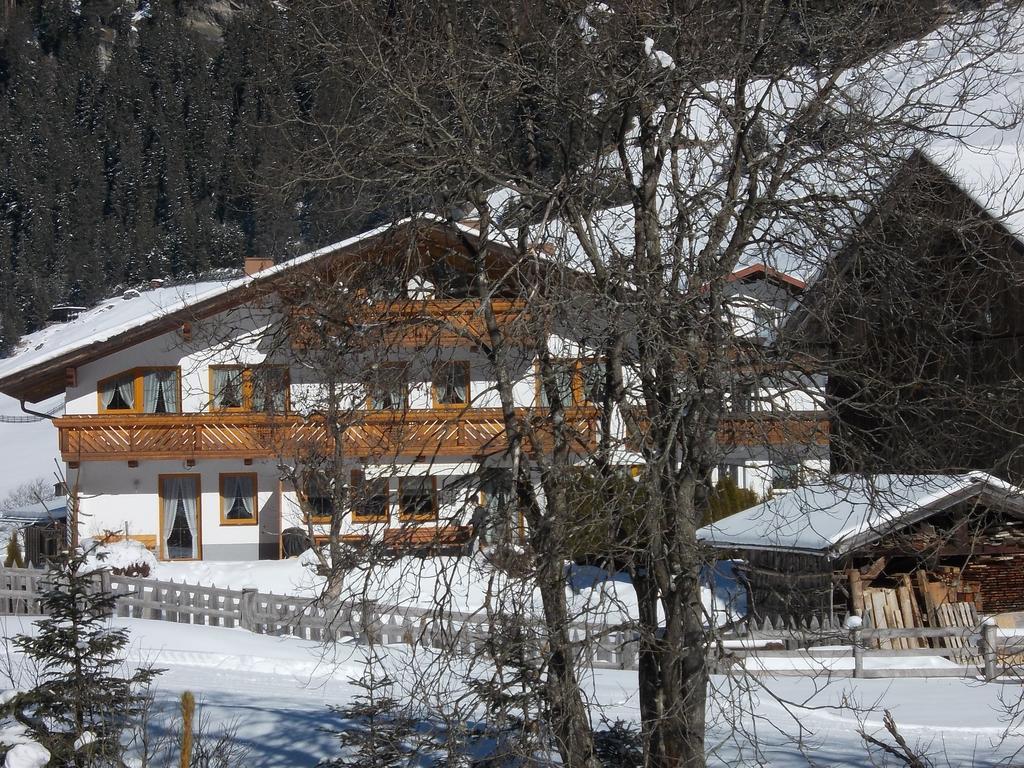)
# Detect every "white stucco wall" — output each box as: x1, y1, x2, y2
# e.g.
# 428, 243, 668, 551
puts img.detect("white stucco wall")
55, 282, 827, 561
67, 307, 281, 416
72, 458, 282, 561
714, 457, 829, 499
